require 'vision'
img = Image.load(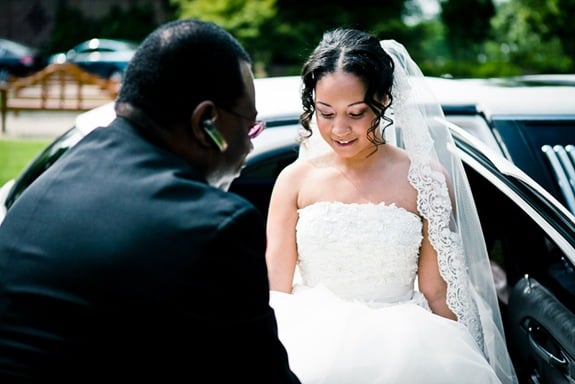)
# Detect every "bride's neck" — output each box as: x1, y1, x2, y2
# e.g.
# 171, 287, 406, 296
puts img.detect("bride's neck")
336, 145, 389, 173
